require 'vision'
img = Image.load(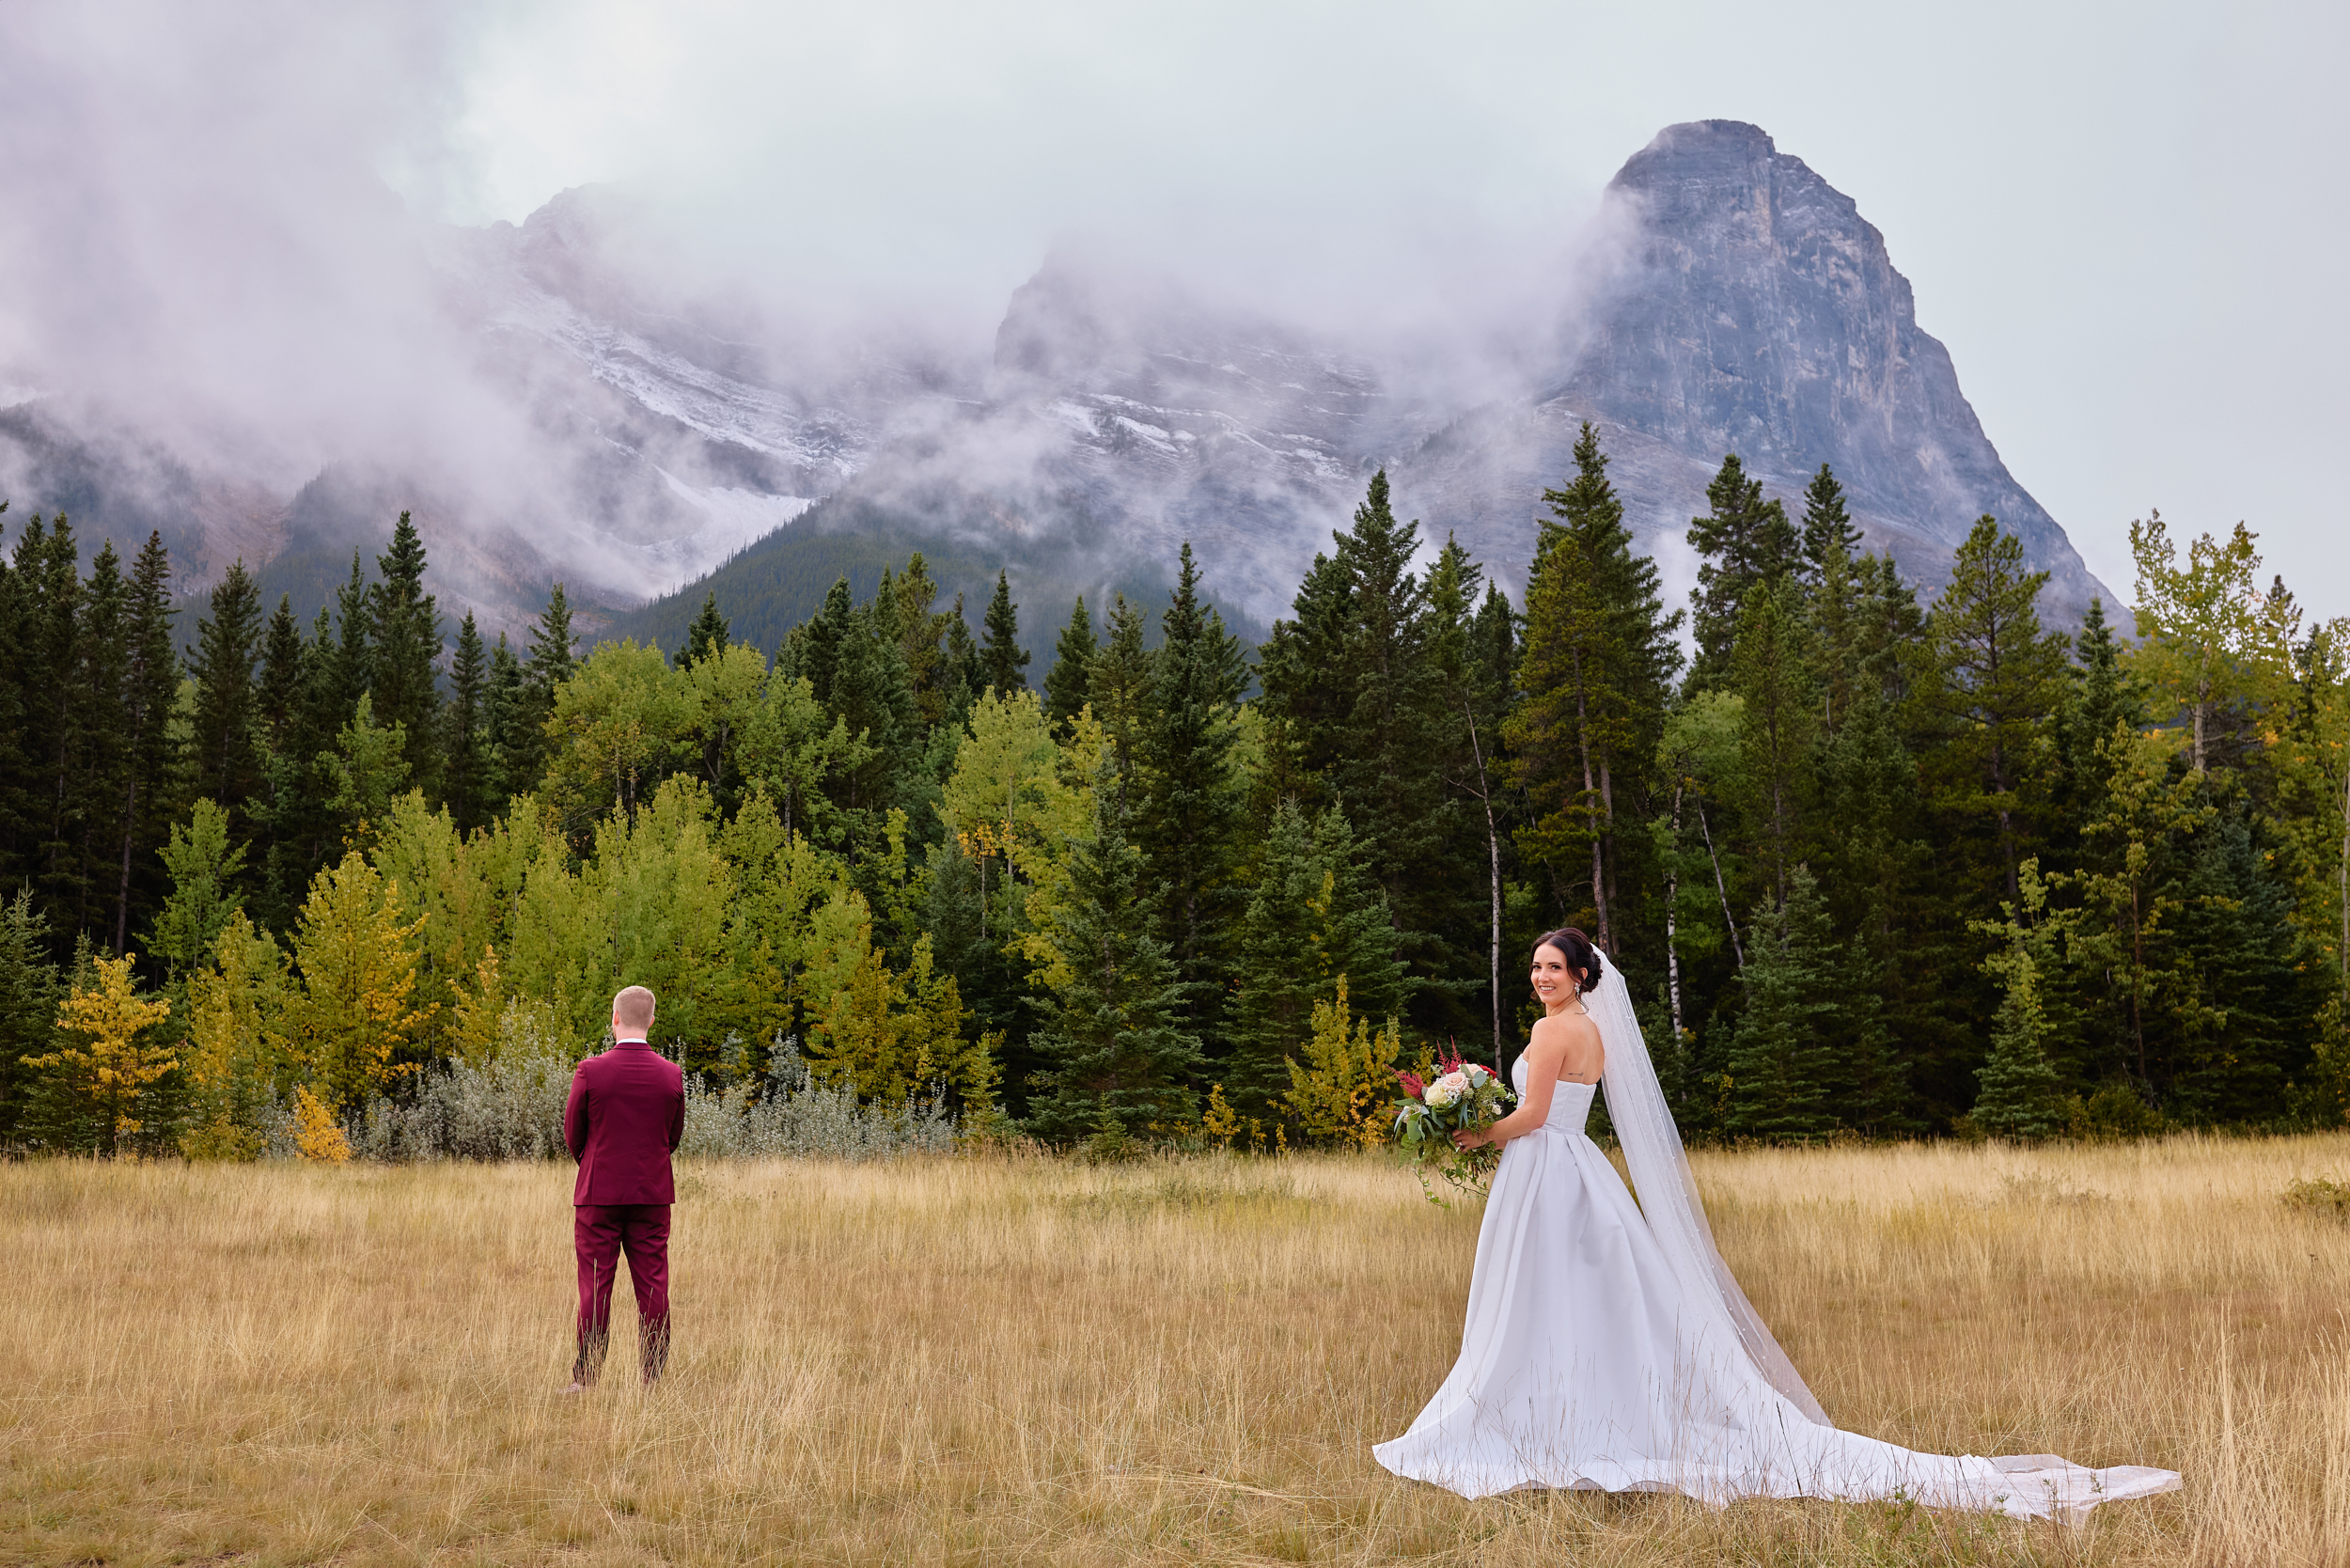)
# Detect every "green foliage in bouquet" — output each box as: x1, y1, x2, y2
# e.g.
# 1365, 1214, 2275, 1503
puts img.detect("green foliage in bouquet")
1392, 1046, 1514, 1205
